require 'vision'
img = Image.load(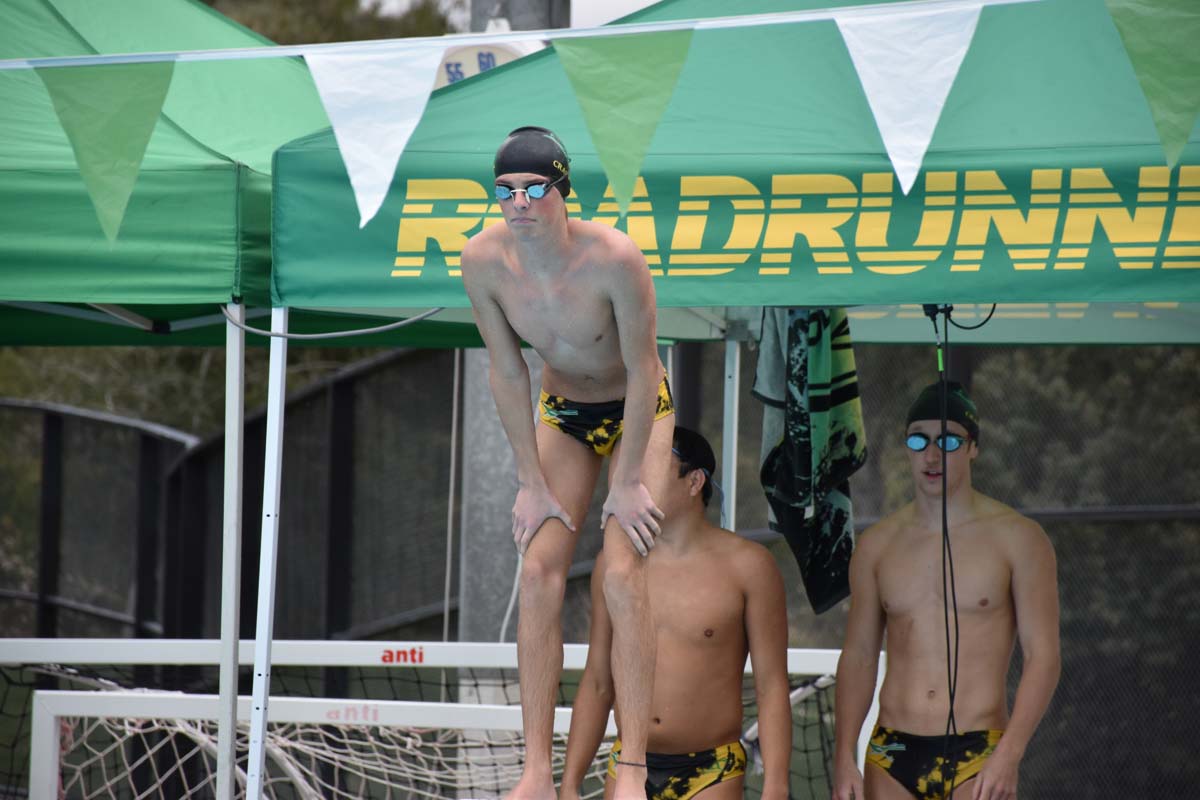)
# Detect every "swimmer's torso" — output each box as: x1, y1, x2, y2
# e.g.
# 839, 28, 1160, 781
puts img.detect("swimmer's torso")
468, 220, 661, 401
872, 501, 1020, 735
616, 531, 750, 753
